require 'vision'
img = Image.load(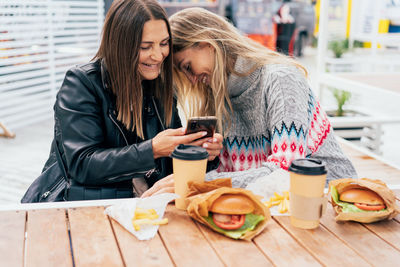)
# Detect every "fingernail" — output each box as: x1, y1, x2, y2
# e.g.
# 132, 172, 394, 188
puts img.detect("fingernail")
203, 143, 208, 148
213, 138, 217, 142
202, 131, 207, 136
207, 139, 213, 142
